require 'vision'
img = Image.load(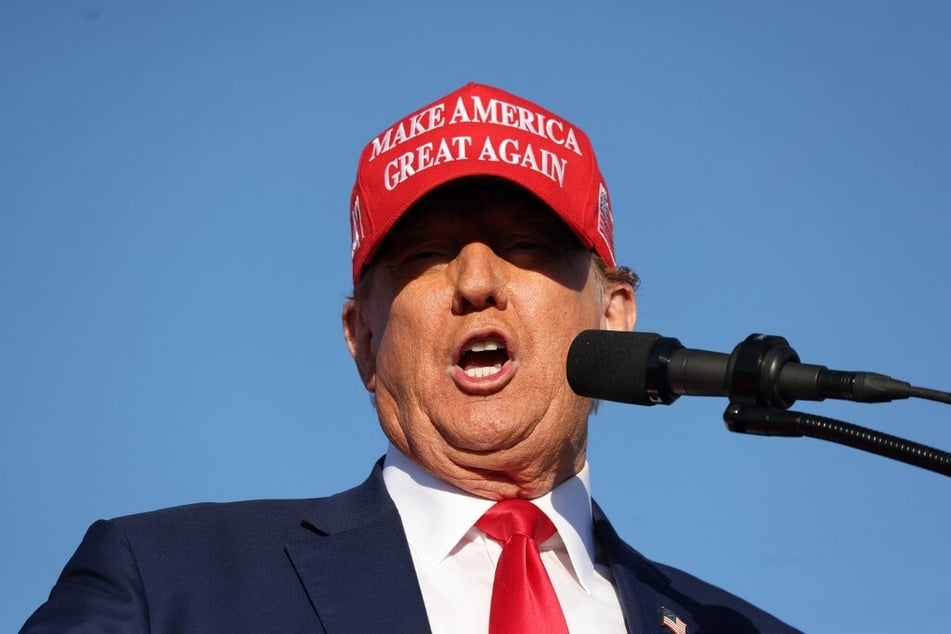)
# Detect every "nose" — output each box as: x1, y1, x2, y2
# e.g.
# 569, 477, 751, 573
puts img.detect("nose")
450, 242, 509, 314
